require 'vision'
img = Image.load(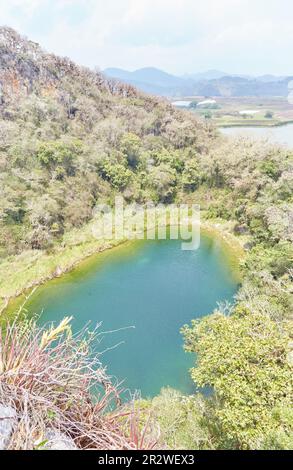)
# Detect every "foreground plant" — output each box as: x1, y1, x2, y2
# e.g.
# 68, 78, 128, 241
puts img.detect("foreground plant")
182, 306, 293, 449
0, 316, 159, 450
